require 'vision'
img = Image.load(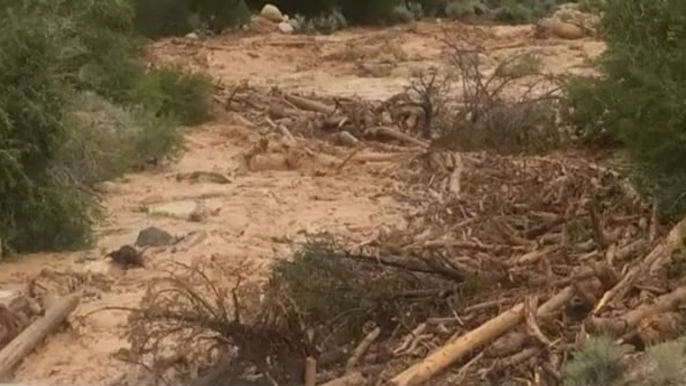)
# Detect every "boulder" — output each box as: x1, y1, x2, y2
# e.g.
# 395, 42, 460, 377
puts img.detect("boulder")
278, 21, 294, 34
536, 18, 585, 40
260, 4, 283, 23
135, 226, 175, 247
